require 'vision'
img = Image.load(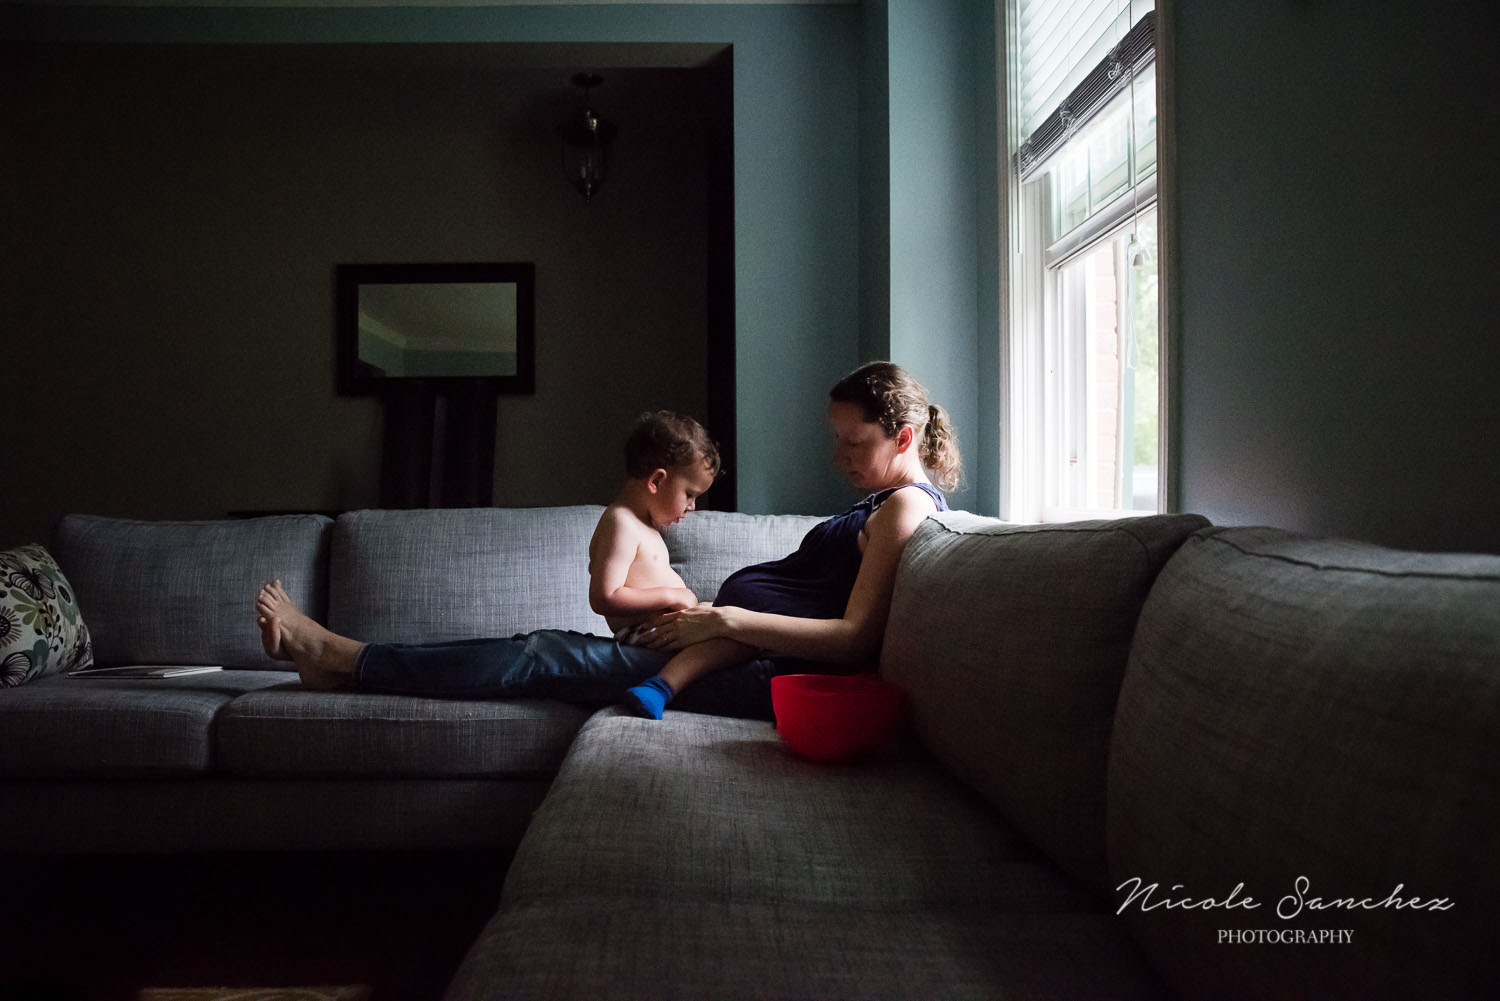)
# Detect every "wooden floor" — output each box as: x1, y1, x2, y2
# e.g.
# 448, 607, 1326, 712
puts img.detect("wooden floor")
0, 851, 507, 1001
